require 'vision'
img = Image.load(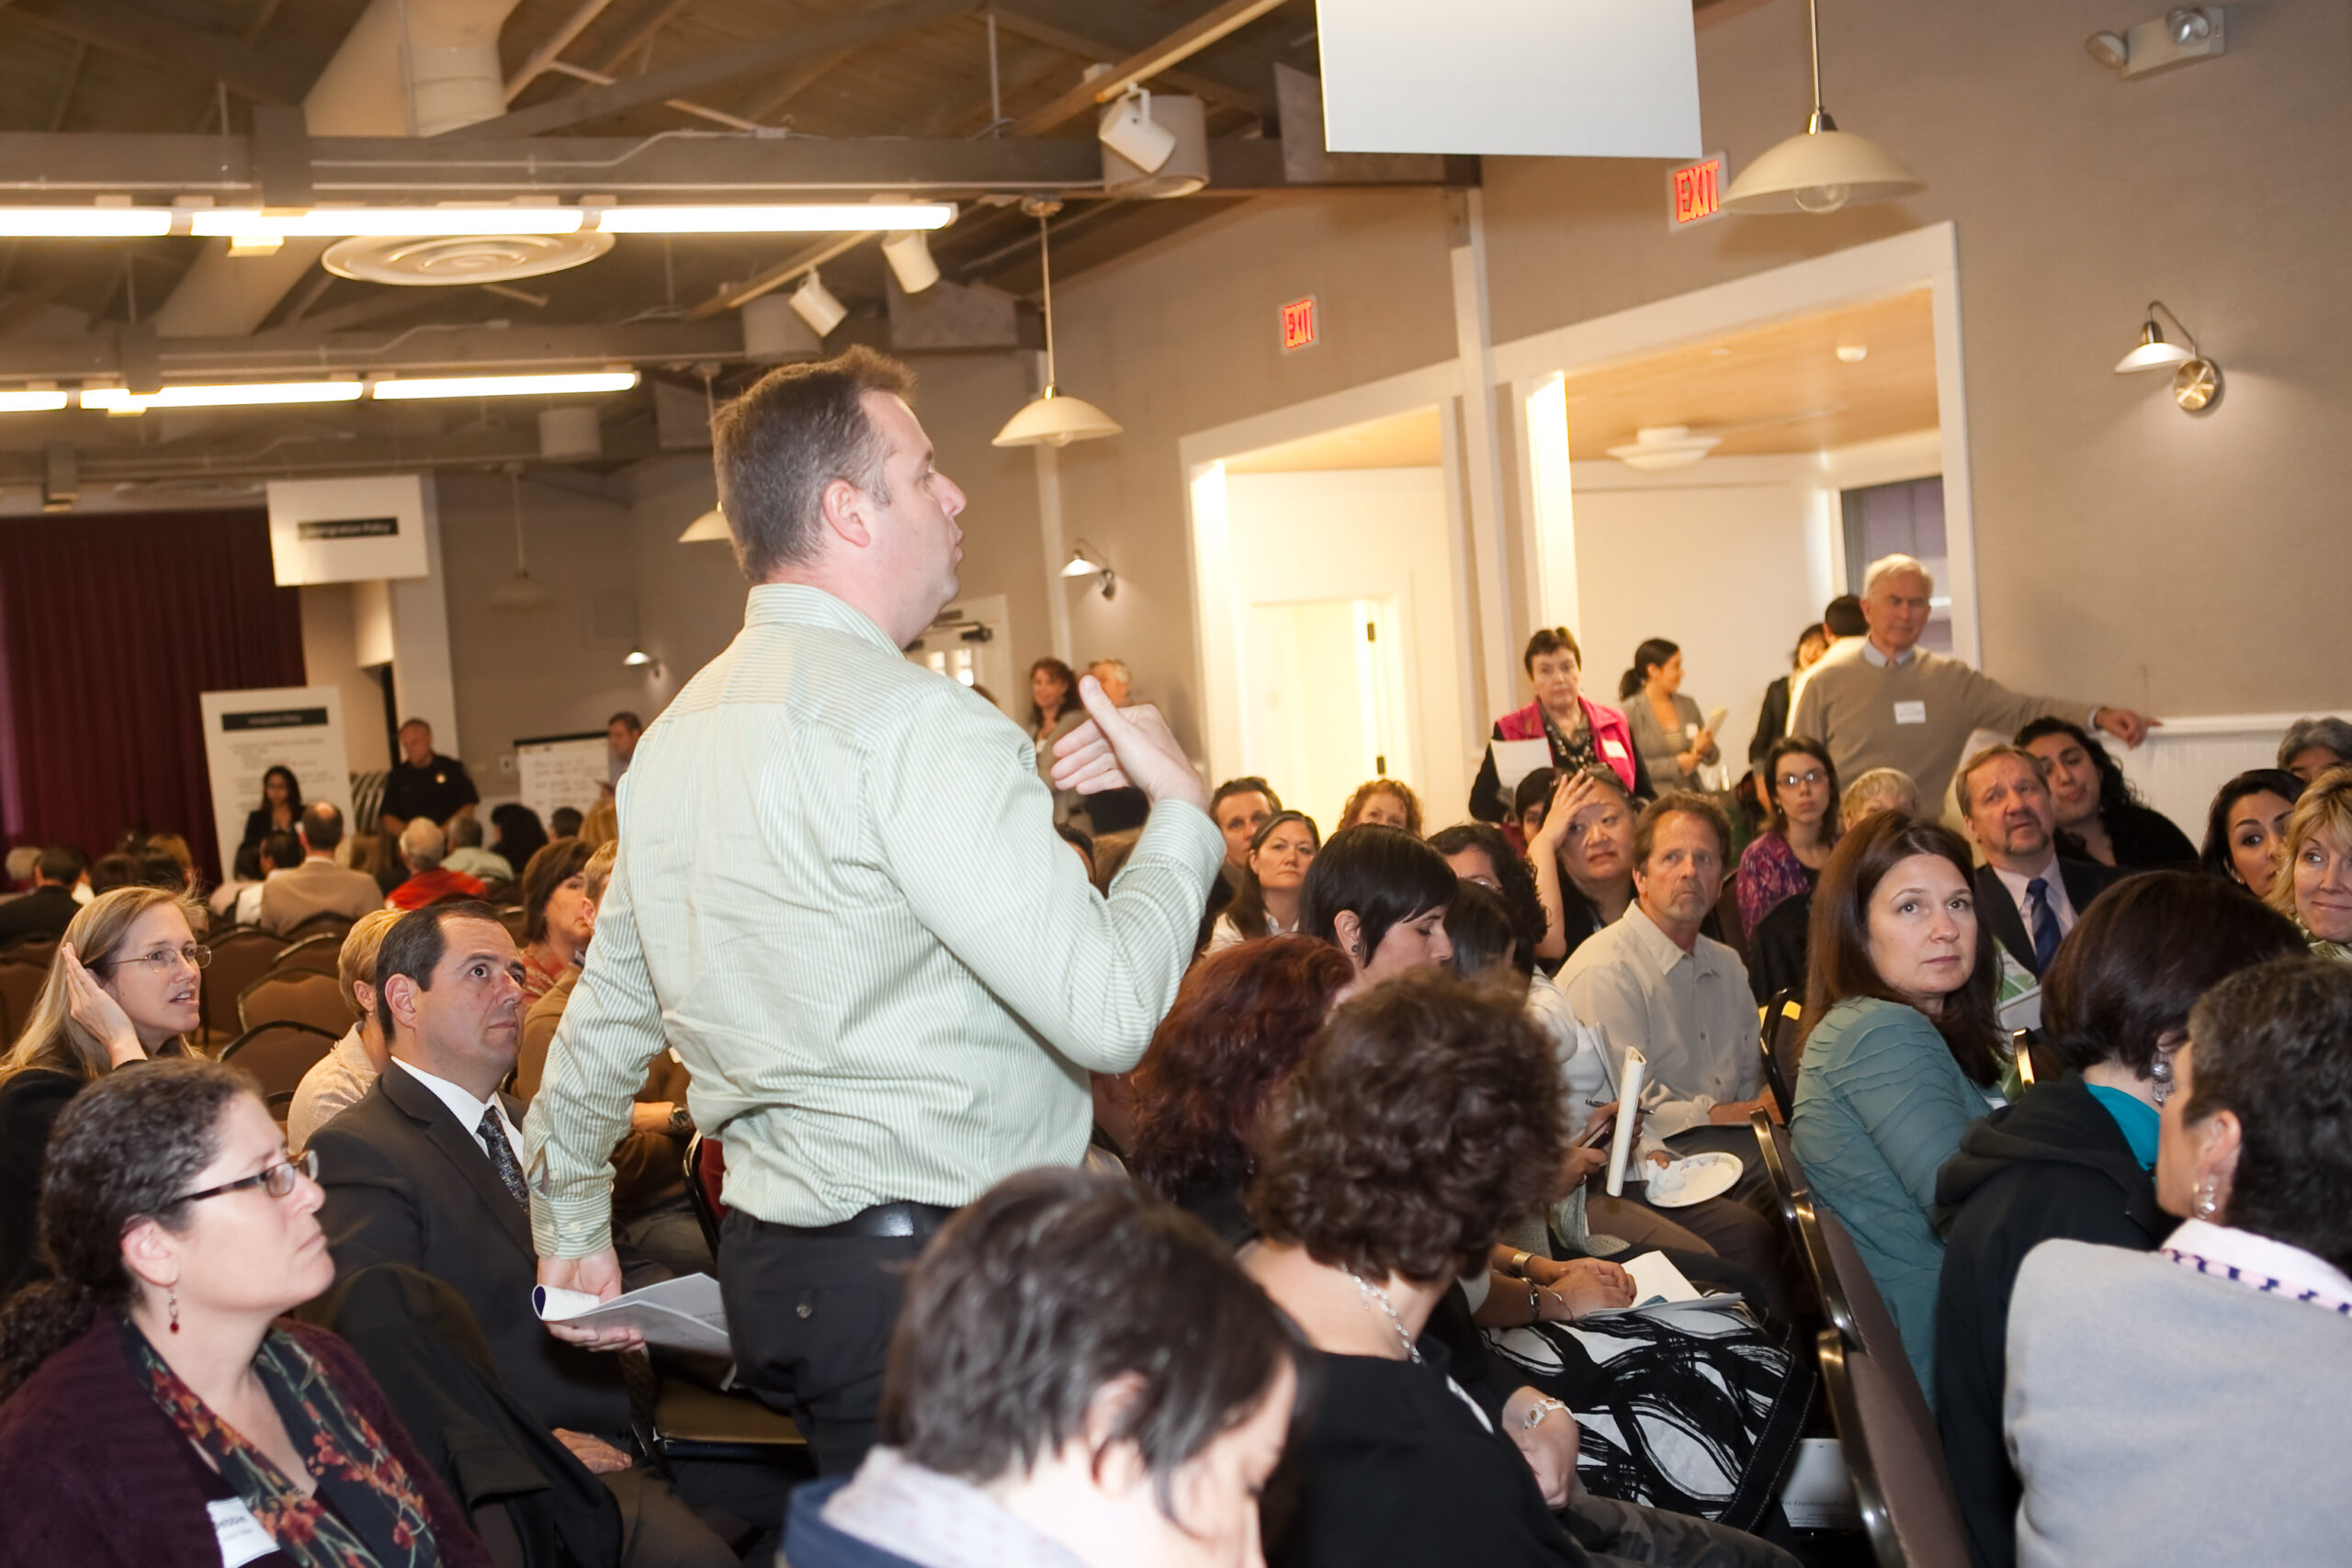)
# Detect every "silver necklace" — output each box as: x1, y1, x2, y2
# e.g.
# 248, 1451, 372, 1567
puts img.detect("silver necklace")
1348, 1270, 1422, 1363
